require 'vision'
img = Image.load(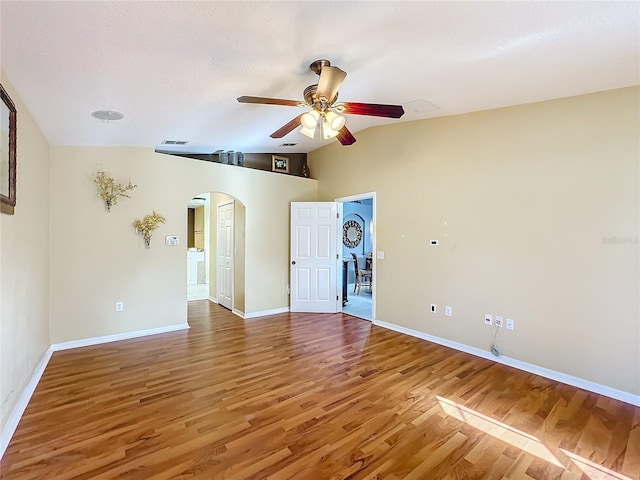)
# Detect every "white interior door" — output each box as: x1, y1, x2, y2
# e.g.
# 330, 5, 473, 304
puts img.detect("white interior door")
290, 202, 339, 313
217, 201, 234, 310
